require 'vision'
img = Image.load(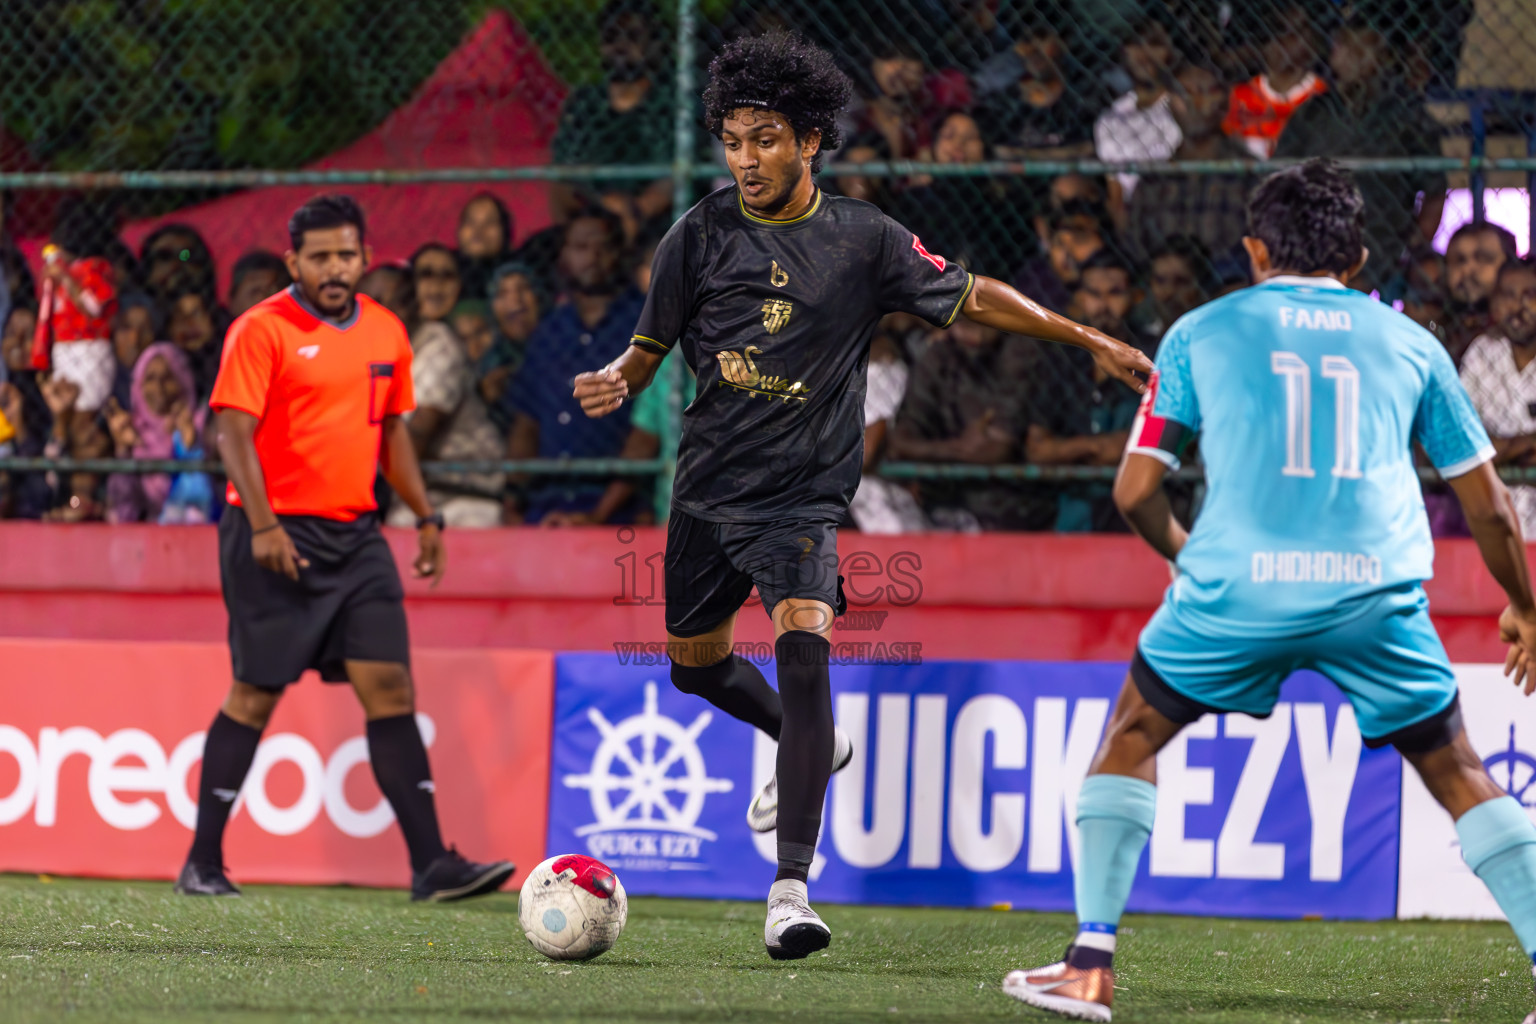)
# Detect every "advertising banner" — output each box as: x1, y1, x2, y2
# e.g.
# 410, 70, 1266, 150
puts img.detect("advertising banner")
548, 656, 1402, 919
0, 639, 555, 888
1398, 664, 1536, 920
